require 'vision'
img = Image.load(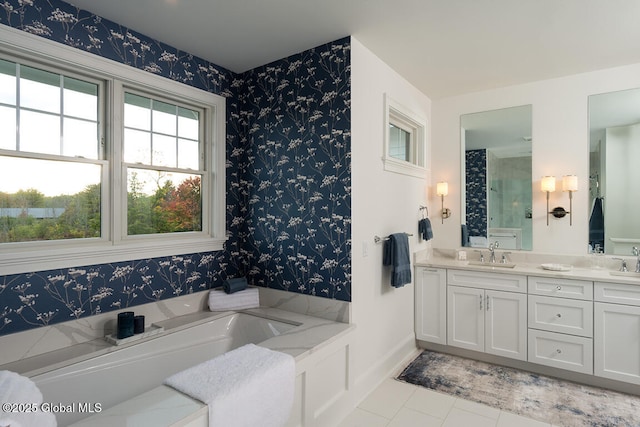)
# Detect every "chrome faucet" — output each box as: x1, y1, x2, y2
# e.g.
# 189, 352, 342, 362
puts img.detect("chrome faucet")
613, 257, 628, 272
488, 241, 499, 263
